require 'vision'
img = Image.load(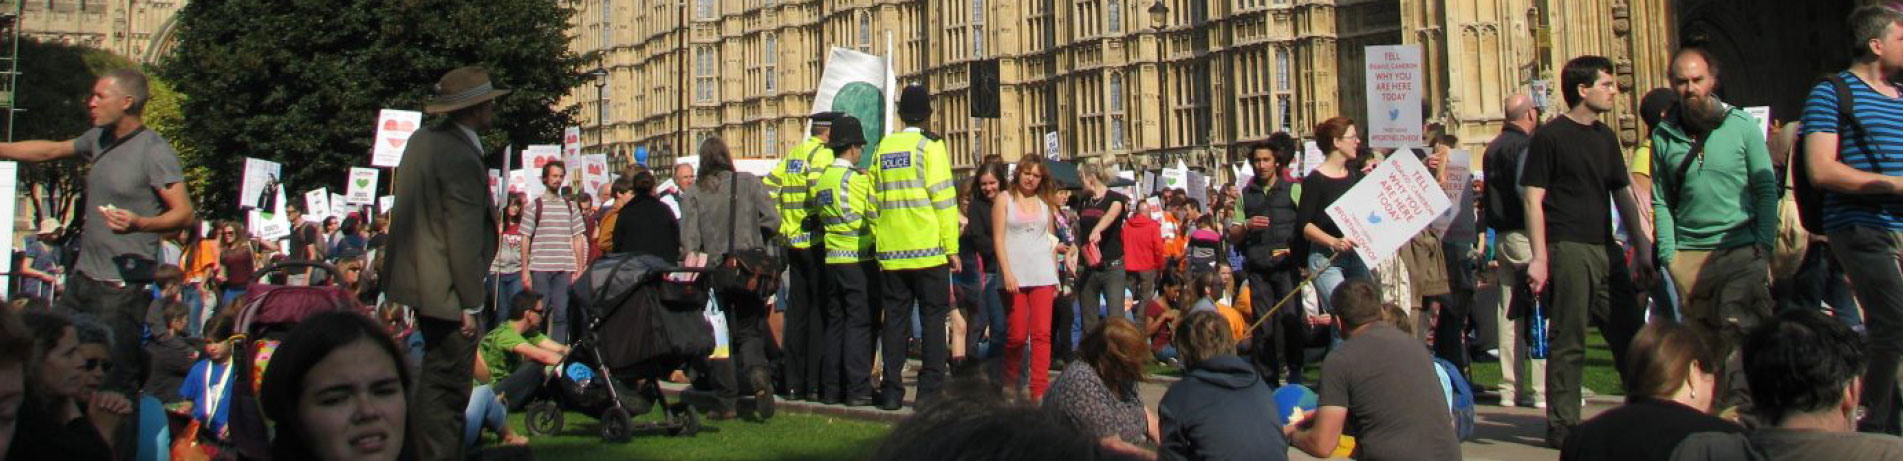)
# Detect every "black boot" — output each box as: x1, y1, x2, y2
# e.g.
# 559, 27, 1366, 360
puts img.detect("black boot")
750, 367, 776, 420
